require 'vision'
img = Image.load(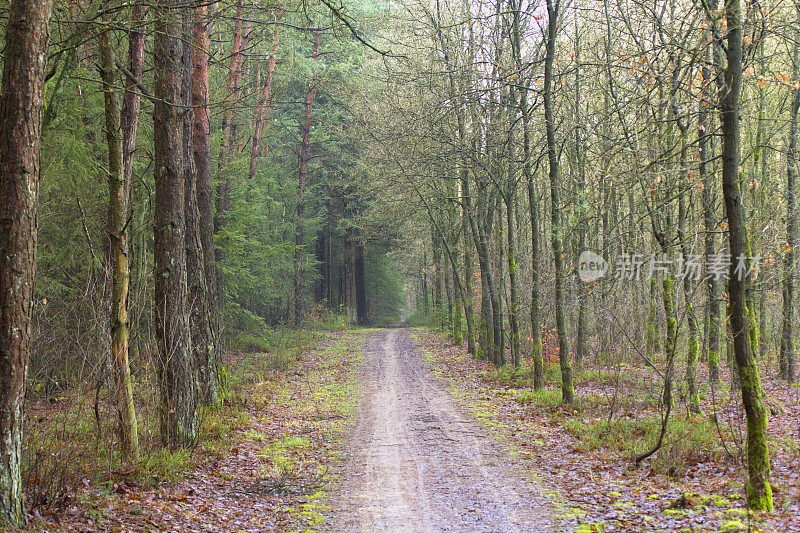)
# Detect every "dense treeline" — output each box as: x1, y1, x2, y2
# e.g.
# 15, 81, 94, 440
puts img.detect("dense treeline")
372, 0, 800, 514
0, 0, 797, 524
0, 0, 404, 525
